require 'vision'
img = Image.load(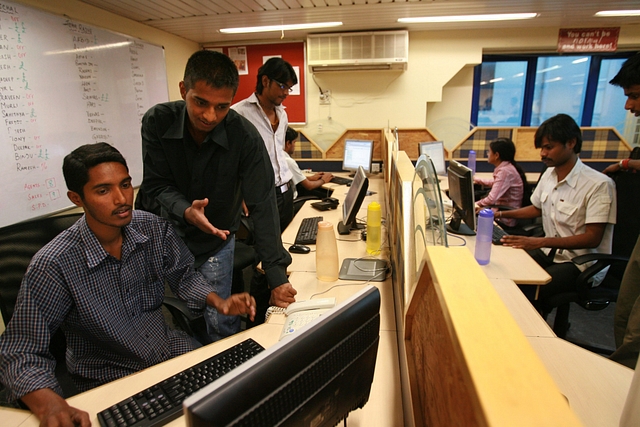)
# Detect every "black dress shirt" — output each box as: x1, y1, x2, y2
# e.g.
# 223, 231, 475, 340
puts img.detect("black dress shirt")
136, 101, 291, 288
